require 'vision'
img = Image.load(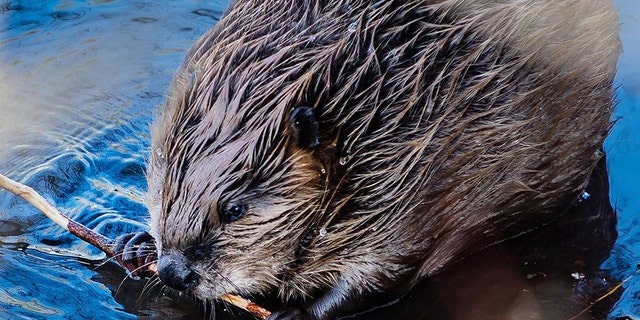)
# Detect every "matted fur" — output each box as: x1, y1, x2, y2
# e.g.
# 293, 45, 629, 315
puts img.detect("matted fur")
146, 0, 619, 313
